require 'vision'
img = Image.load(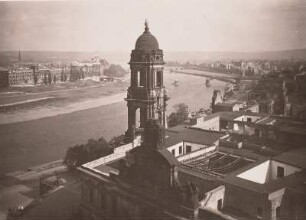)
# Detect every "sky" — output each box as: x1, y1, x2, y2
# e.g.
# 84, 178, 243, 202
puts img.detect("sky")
0, 0, 306, 52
